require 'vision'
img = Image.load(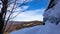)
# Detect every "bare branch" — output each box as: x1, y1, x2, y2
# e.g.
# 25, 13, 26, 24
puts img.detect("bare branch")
7, 0, 27, 20
3, 0, 17, 32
